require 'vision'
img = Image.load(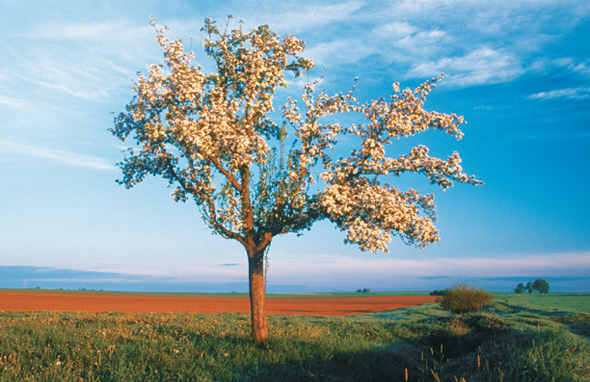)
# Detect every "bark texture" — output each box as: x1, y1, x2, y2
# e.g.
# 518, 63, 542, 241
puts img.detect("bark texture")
248, 251, 268, 342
